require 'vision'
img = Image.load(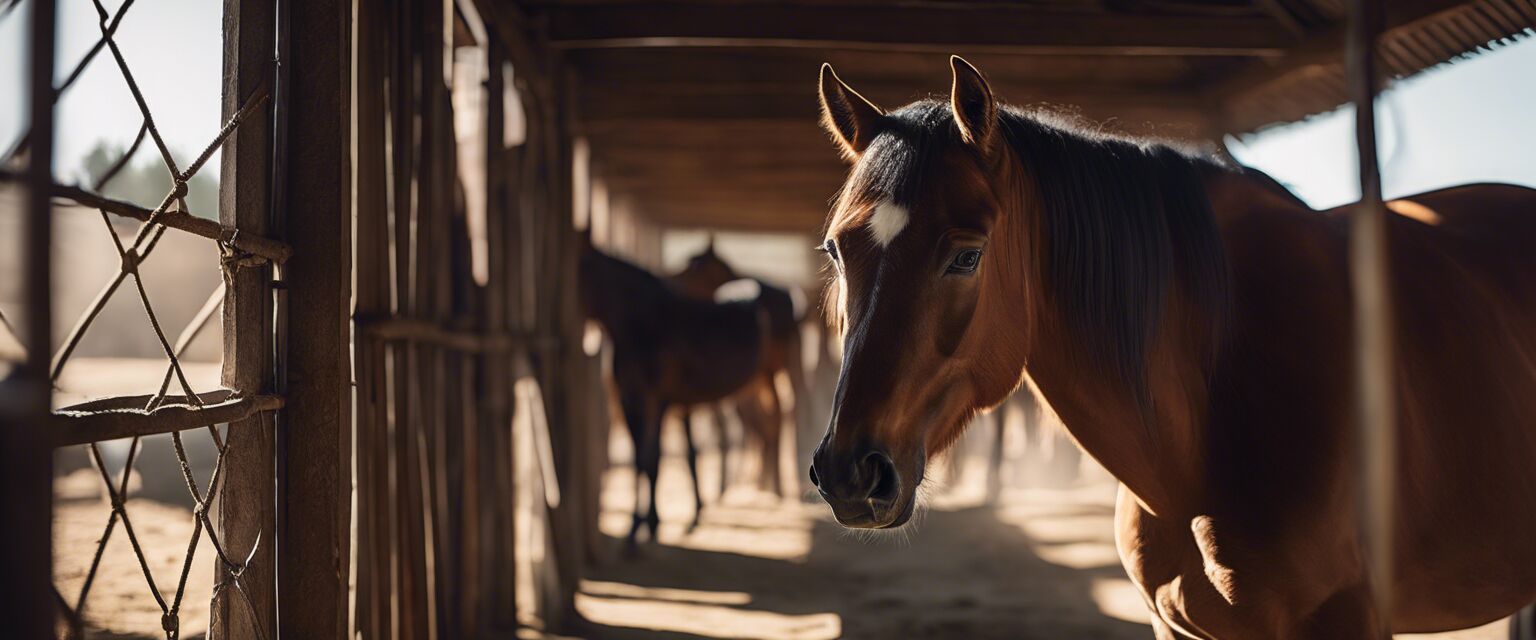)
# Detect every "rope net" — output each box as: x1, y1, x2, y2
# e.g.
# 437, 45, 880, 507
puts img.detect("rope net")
2, 1, 282, 637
